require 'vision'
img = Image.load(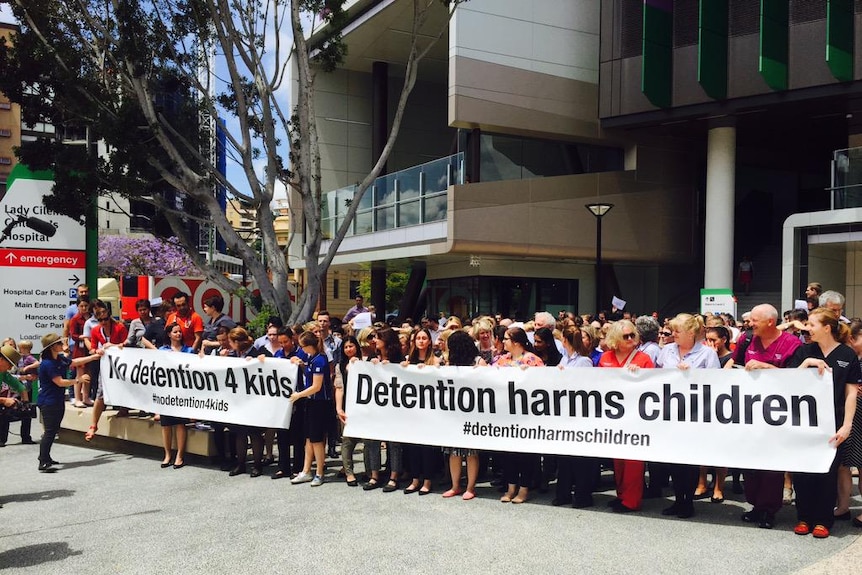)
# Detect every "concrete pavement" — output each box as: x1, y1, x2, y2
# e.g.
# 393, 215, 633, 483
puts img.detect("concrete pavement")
1, 431, 860, 574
